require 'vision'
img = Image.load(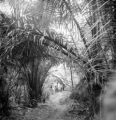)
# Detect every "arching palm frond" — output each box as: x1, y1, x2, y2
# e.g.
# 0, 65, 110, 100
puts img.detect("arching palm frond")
0, 11, 86, 72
